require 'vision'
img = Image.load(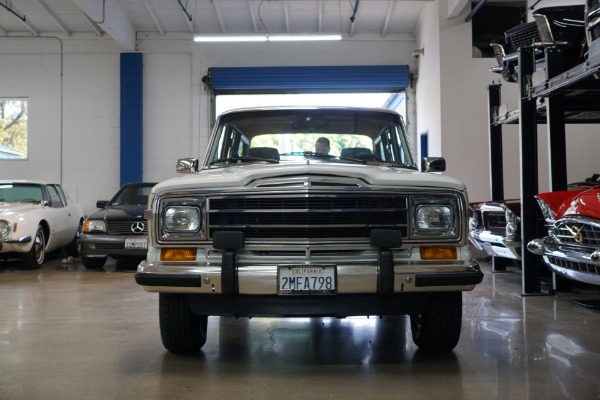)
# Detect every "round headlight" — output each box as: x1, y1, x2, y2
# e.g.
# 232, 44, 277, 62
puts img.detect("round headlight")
0, 220, 11, 238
